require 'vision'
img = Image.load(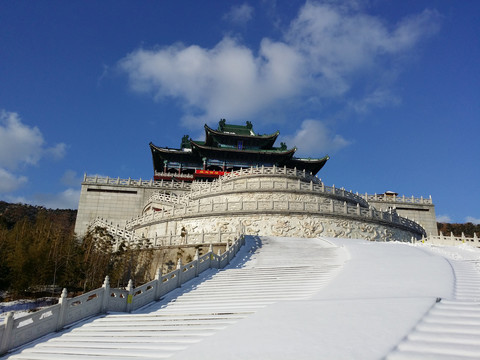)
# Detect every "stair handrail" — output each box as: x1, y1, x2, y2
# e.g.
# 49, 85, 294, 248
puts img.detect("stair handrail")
0, 233, 246, 355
